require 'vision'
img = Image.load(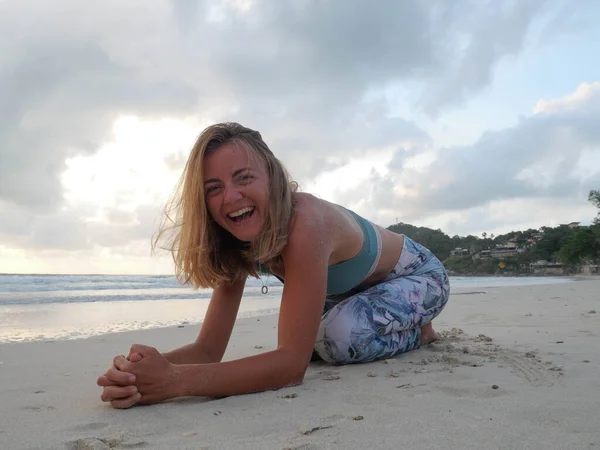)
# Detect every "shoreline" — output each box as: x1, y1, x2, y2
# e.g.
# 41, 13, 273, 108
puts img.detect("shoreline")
0, 306, 282, 346
447, 271, 599, 278
1, 276, 583, 346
